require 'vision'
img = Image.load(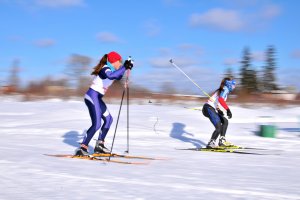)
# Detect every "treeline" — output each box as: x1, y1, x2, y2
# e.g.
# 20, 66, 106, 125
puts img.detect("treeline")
0, 54, 151, 99
225, 45, 279, 95
1, 46, 298, 102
